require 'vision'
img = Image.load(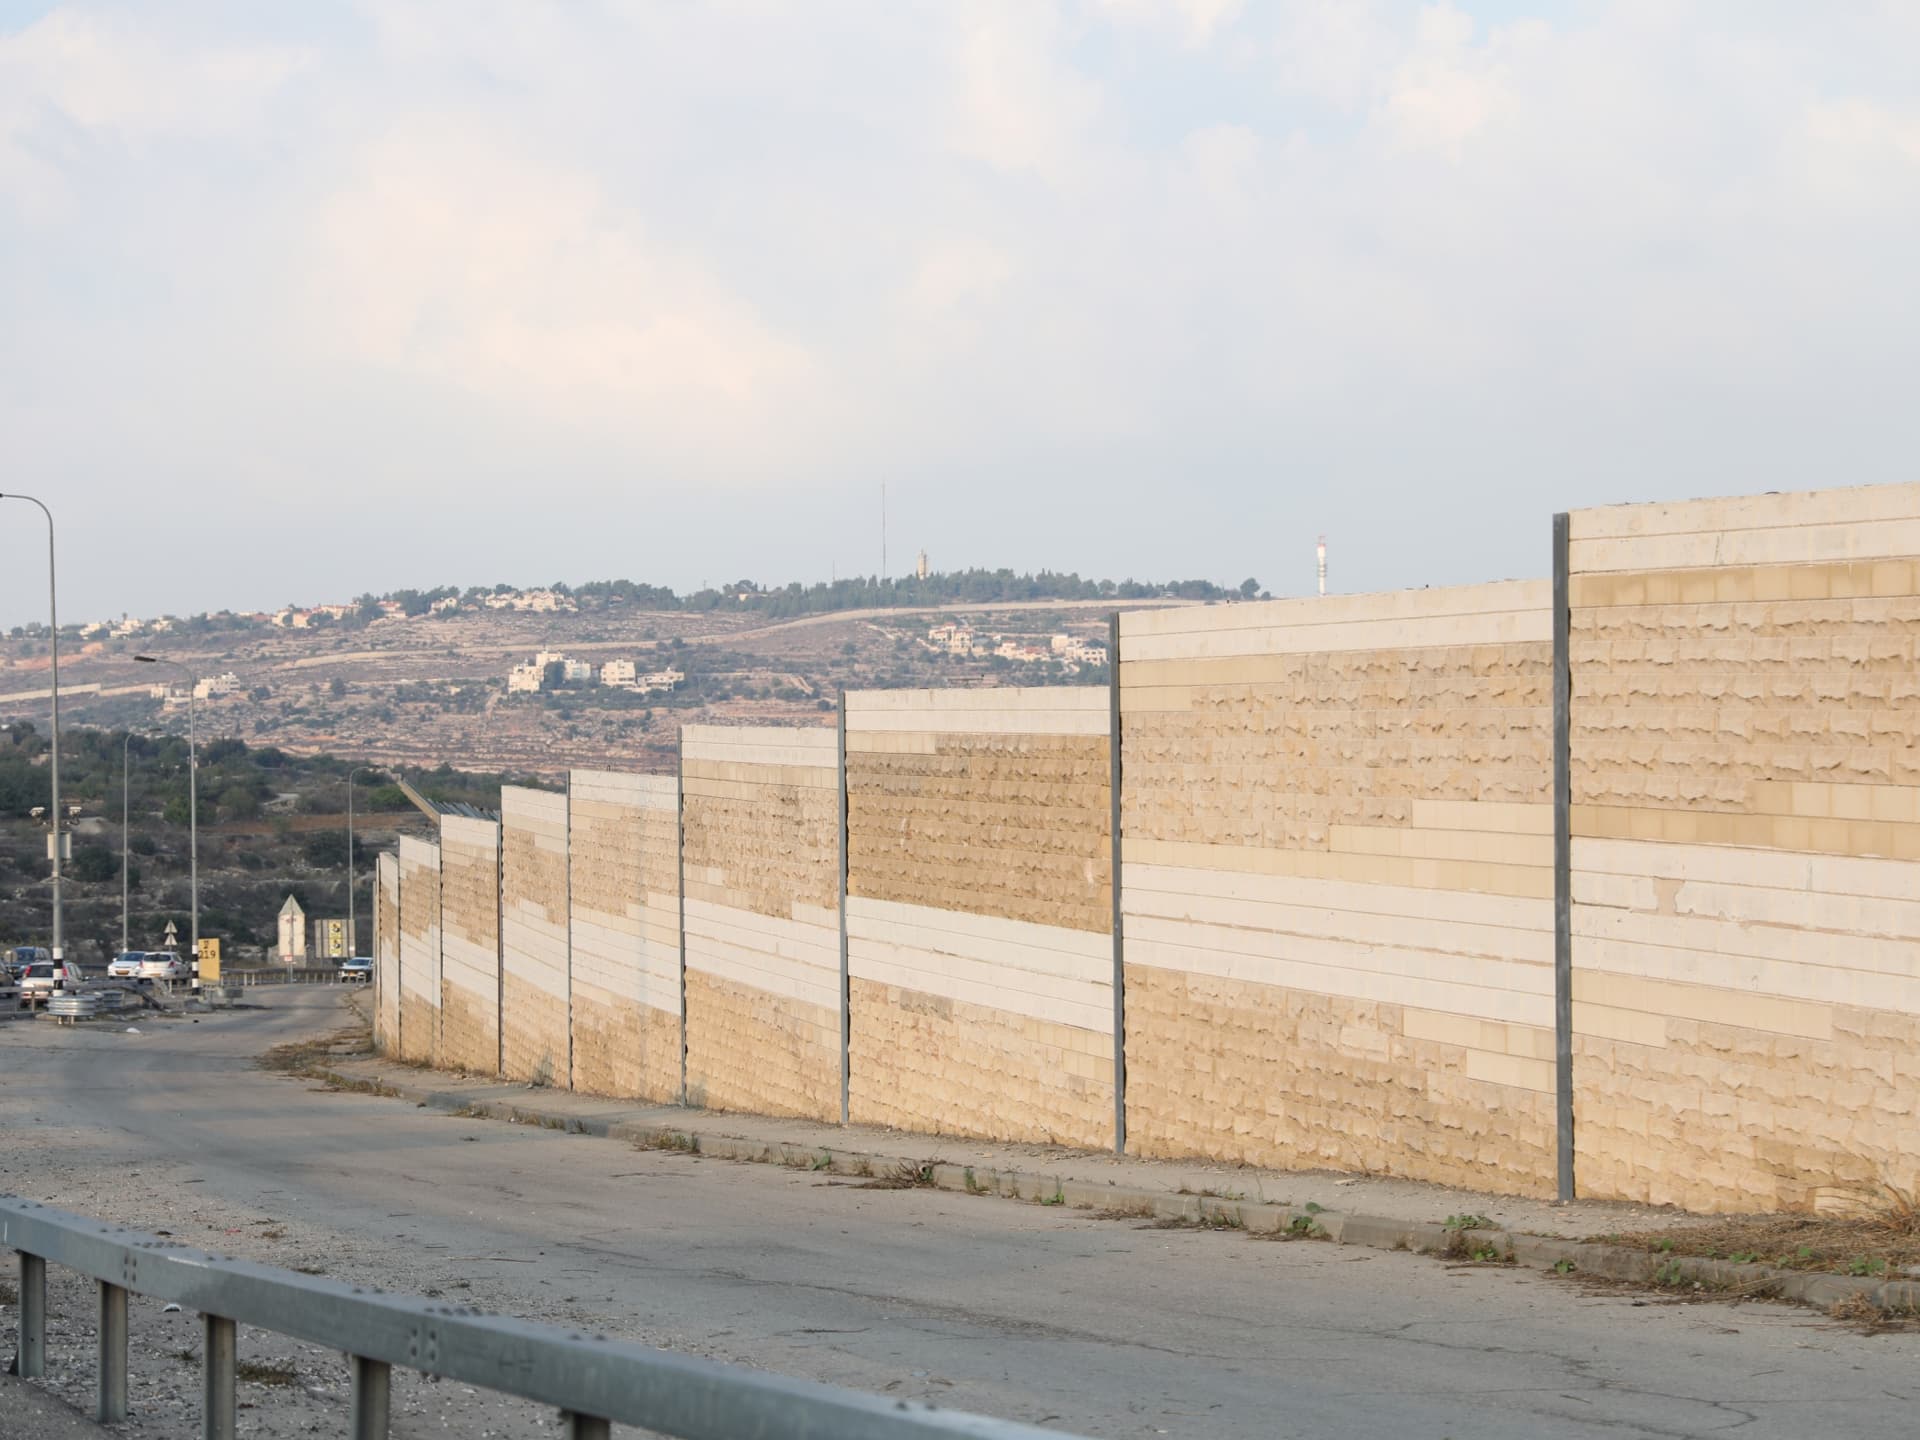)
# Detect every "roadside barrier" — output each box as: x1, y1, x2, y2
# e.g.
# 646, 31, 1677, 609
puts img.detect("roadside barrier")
1, 1194, 1082, 1440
